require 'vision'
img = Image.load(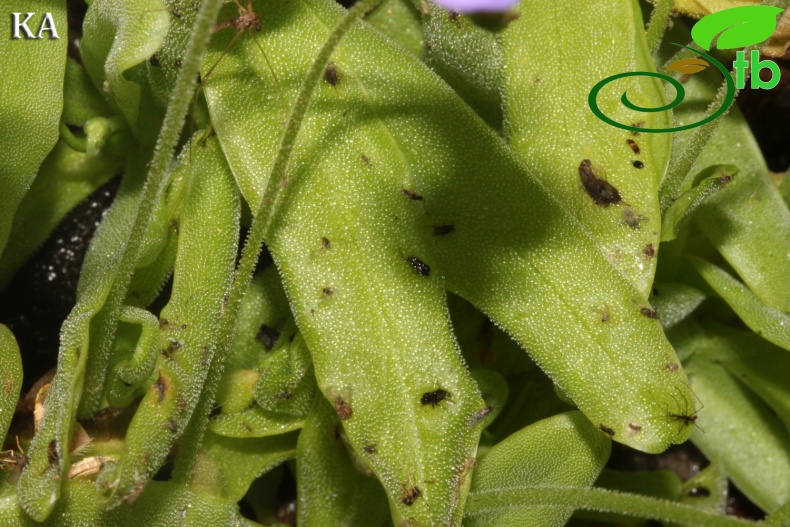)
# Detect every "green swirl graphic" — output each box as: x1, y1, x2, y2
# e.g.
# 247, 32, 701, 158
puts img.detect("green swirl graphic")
588, 45, 735, 133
